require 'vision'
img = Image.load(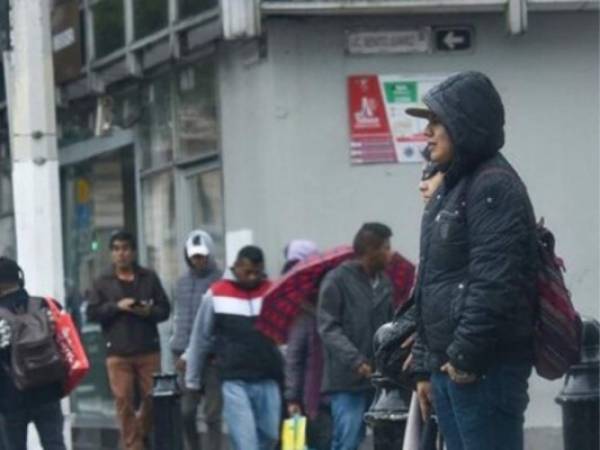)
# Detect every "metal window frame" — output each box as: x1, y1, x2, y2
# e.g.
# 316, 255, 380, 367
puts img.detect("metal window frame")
260, 0, 599, 14
175, 160, 225, 272
134, 51, 222, 269
83, 0, 219, 70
